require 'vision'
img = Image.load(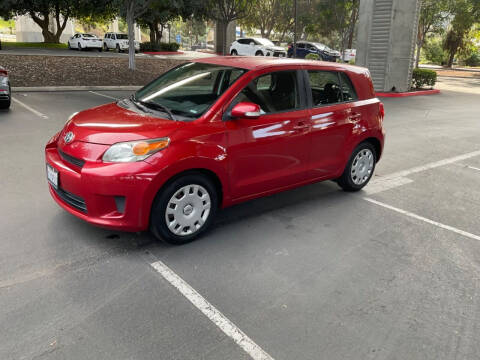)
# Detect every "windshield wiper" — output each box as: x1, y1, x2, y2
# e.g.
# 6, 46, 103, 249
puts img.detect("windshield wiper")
138, 99, 176, 121
129, 95, 153, 114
